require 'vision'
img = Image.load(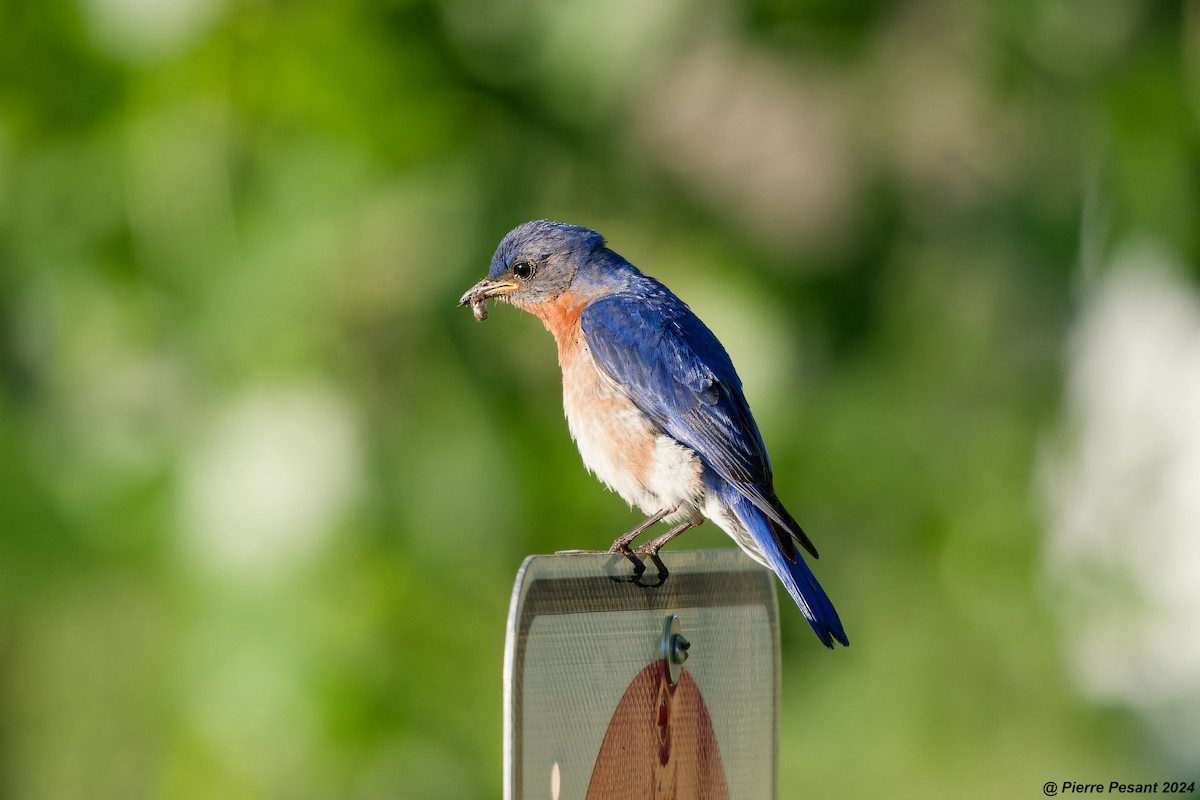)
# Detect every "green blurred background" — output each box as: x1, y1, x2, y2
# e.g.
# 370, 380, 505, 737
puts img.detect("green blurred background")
3, 0, 1200, 798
